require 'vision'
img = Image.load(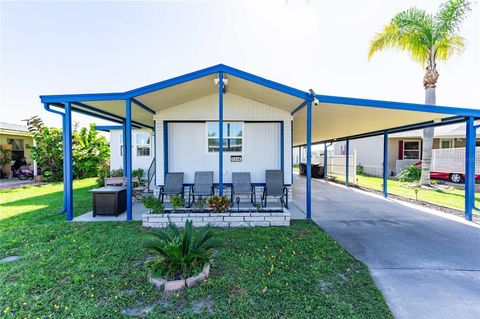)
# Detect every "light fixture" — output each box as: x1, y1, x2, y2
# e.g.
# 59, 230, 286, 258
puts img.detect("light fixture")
214, 78, 228, 86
